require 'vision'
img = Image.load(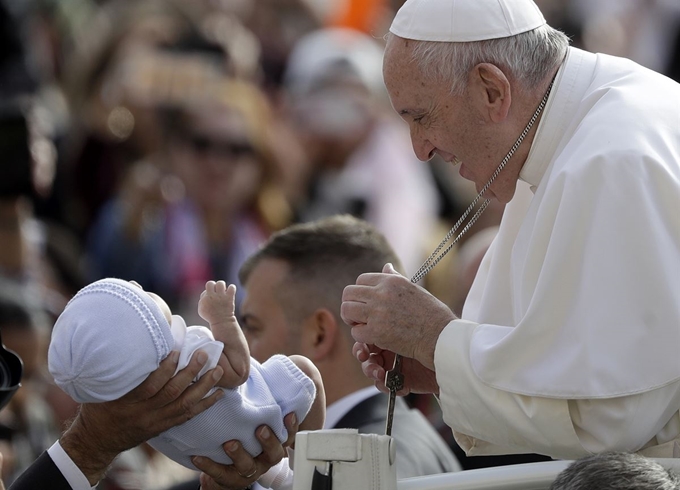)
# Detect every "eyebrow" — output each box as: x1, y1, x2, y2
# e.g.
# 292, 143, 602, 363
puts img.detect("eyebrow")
398, 108, 427, 119
398, 109, 417, 116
